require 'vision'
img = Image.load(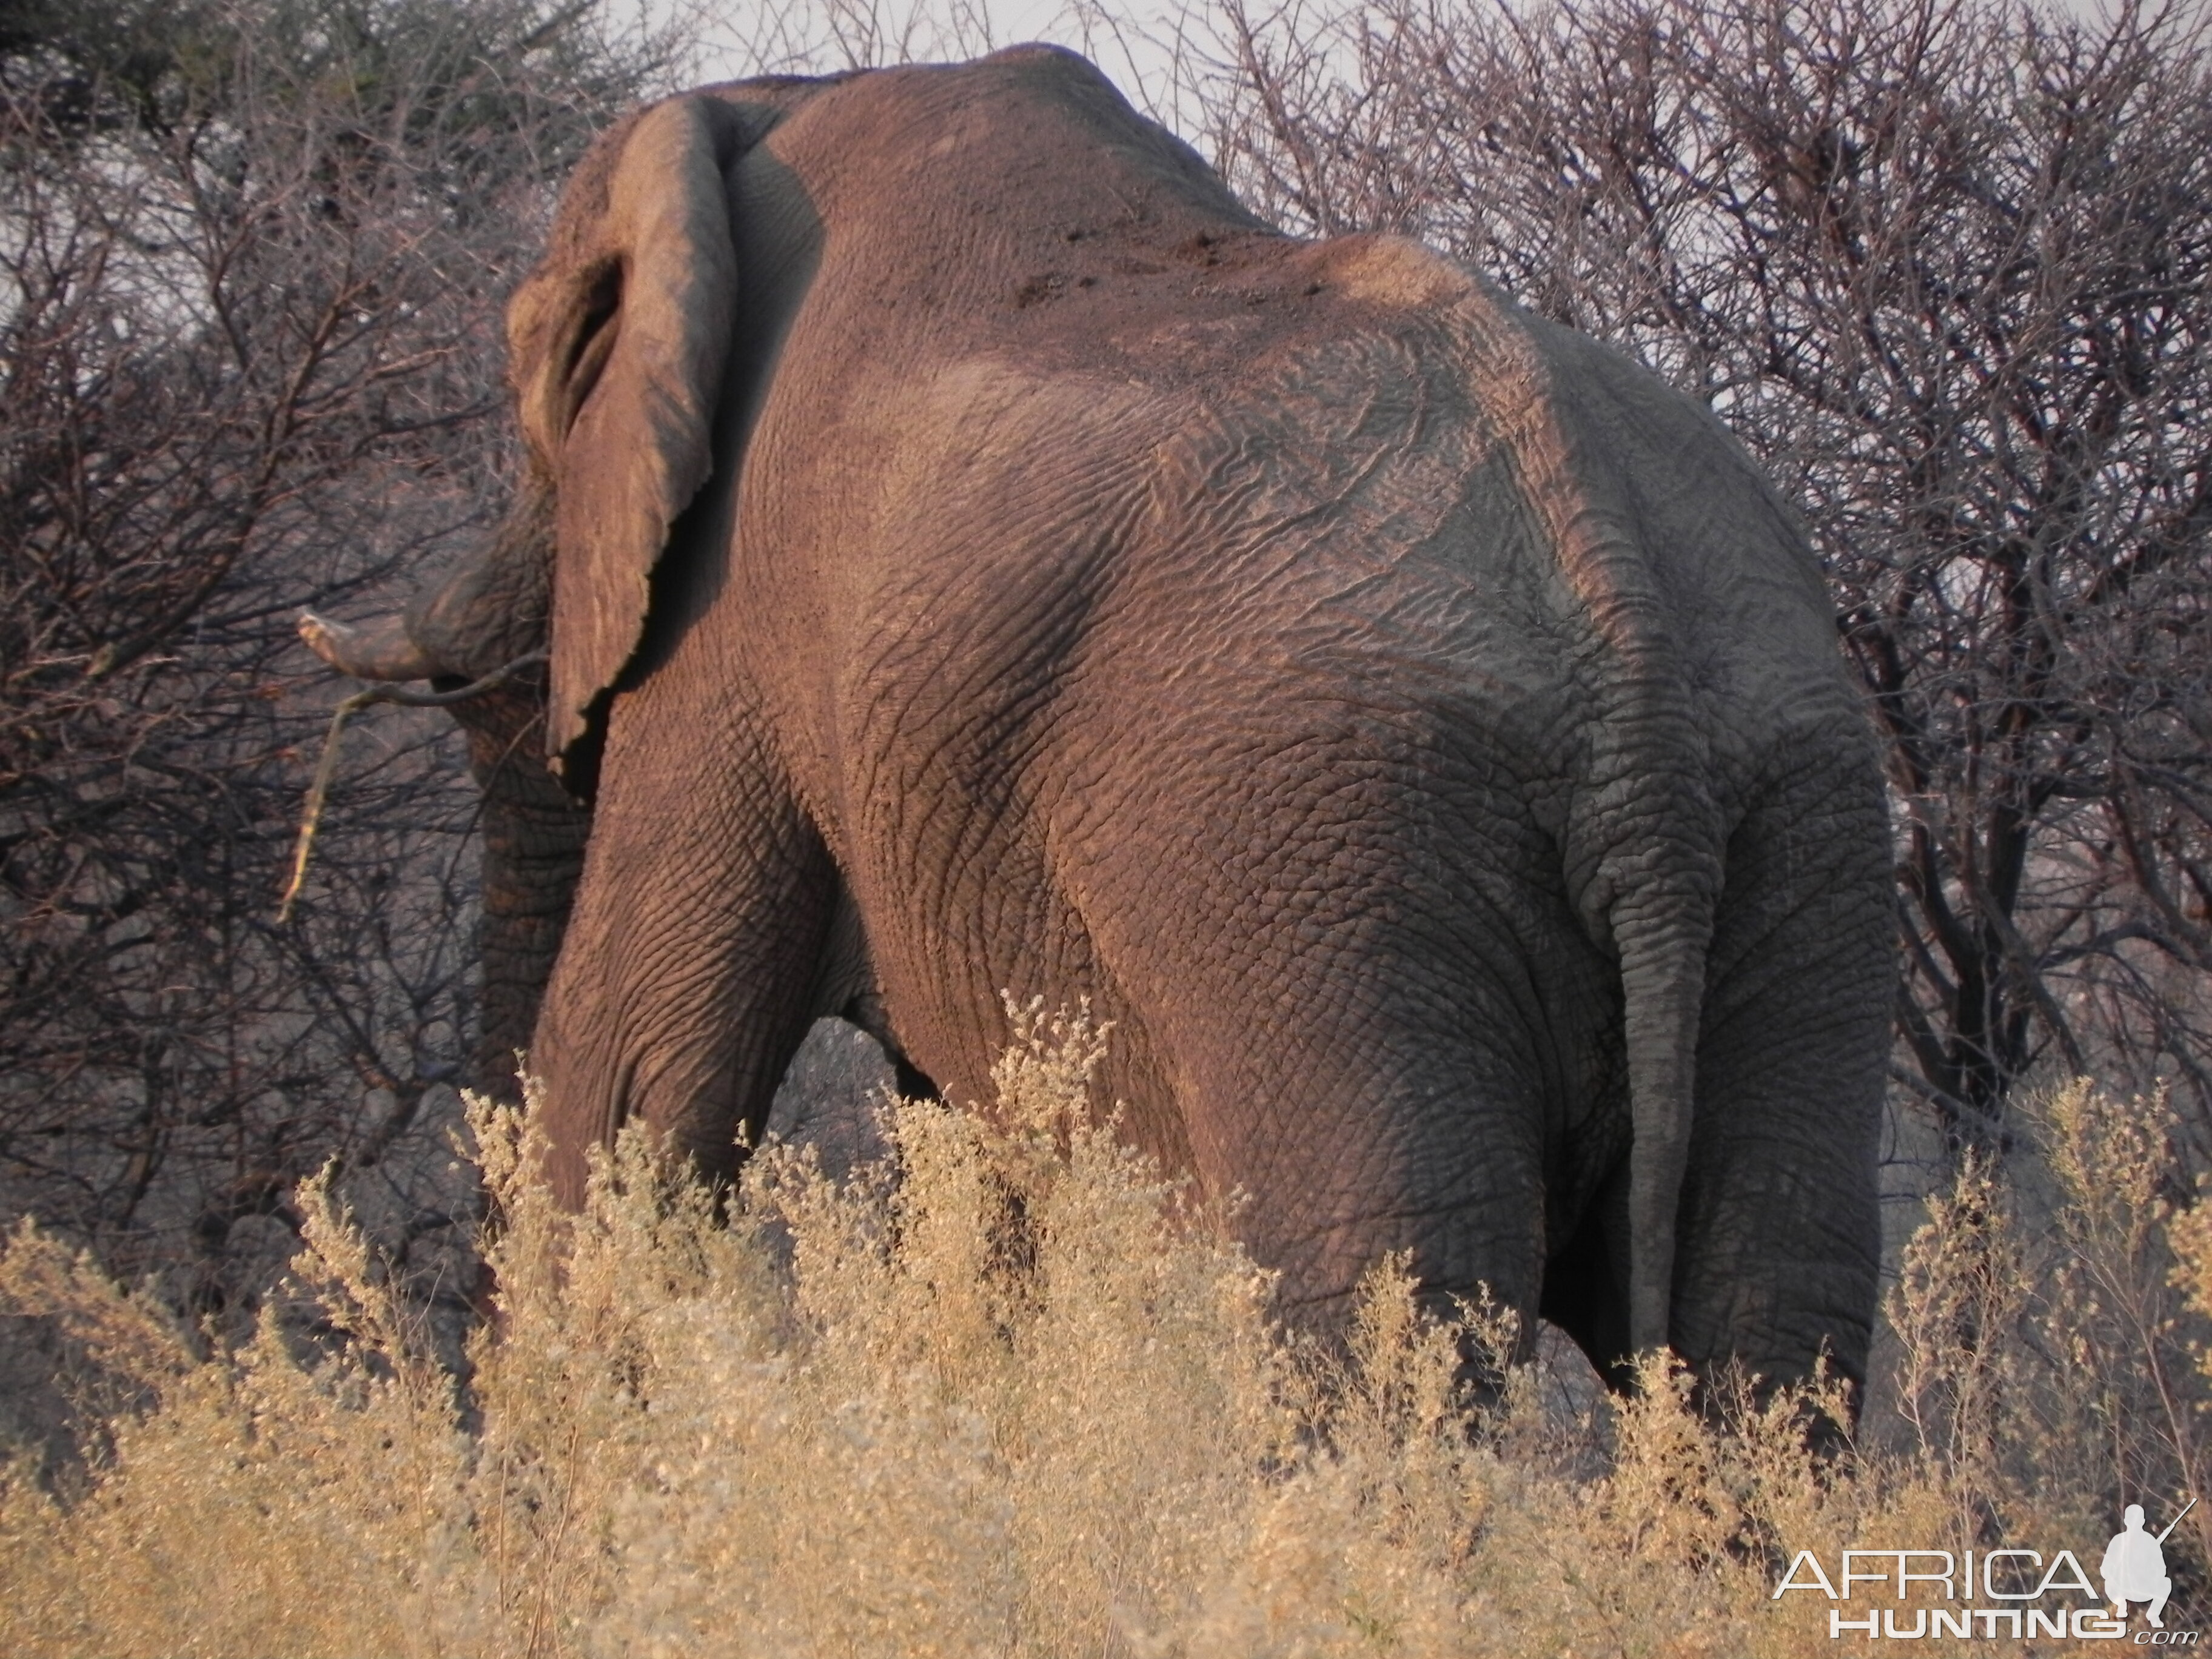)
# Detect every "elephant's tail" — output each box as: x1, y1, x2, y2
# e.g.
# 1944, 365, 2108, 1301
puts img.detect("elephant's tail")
1615, 896, 1716, 1359
1447, 277, 1725, 1361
